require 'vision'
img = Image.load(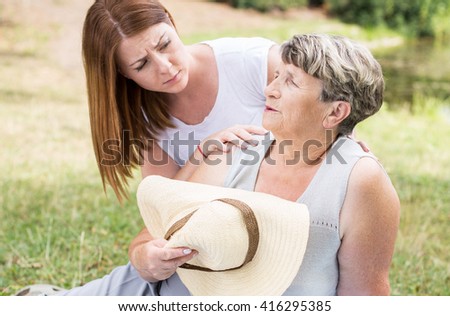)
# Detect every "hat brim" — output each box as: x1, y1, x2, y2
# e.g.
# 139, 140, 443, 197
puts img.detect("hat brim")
137, 175, 309, 296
